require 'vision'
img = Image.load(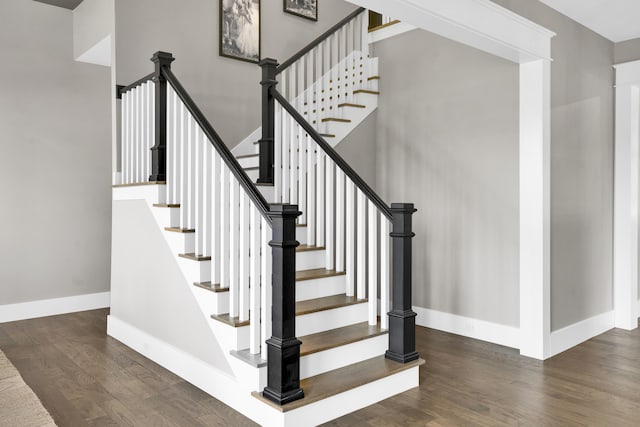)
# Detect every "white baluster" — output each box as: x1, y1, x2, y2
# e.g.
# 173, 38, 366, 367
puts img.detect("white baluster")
166, 87, 173, 202
306, 135, 316, 246
357, 189, 366, 299
239, 191, 249, 322
281, 69, 288, 102
229, 174, 240, 318
121, 92, 128, 184
317, 151, 325, 247
219, 162, 229, 288
282, 110, 290, 203
172, 88, 182, 206
297, 57, 305, 112
274, 103, 282, 202
306, 53, 313, 122
346, 20, 354, 104
336, 169, 345, 272
381, 217, 390, 329
261, 218, 271, 361
195, 126, 203, 256
290, 116, 298, 206
180, 101, 189, 229
149, 83, 155, 180
368, 201, 378, 325
250, 205, 261, 354
331, 33, 338, 115
203, 141, 212, 257
211, 147, 220, 284
188, 116, 196, 230
298, 126, 307, 225
133, 87, 139, 182
290, 62, 297, 106
323, 39, 330, 133
325, 158, 335, 269
314, 46, 322, 130
345, 180, 355, 296
361, 13, 370, 82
